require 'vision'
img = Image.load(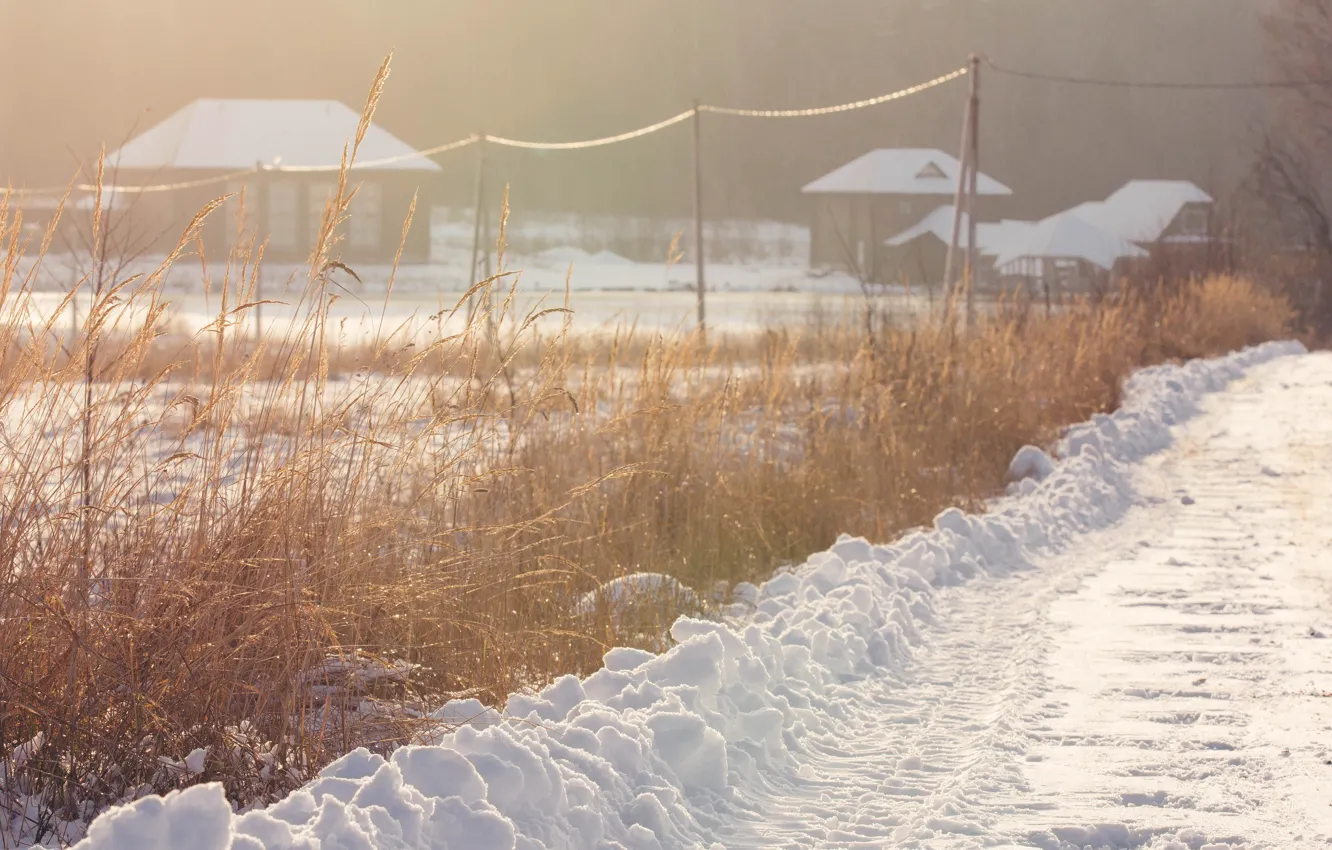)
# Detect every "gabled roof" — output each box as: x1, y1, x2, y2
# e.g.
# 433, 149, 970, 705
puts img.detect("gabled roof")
1068, 180, 1212, 243
993, 210, 1148, 270
105, 99, 442, 173
884, 205, 1031, 254
802, 149, 1012, 196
